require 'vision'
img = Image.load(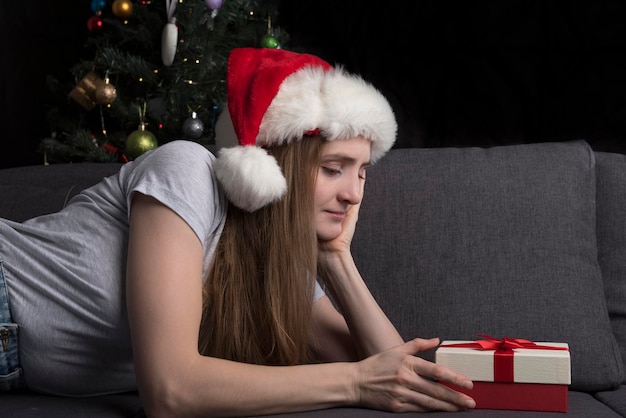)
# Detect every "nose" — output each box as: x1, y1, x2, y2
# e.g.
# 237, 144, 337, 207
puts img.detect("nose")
338, 174, 363, 204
